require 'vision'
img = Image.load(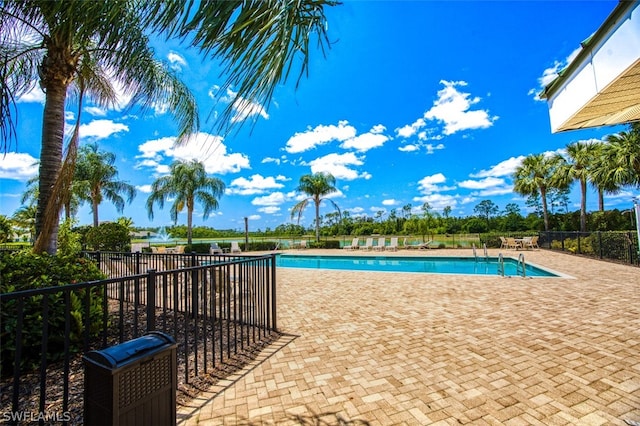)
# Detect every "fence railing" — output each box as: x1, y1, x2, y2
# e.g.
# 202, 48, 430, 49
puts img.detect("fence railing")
539, 230, 639, 266
0, 252, 278, 424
